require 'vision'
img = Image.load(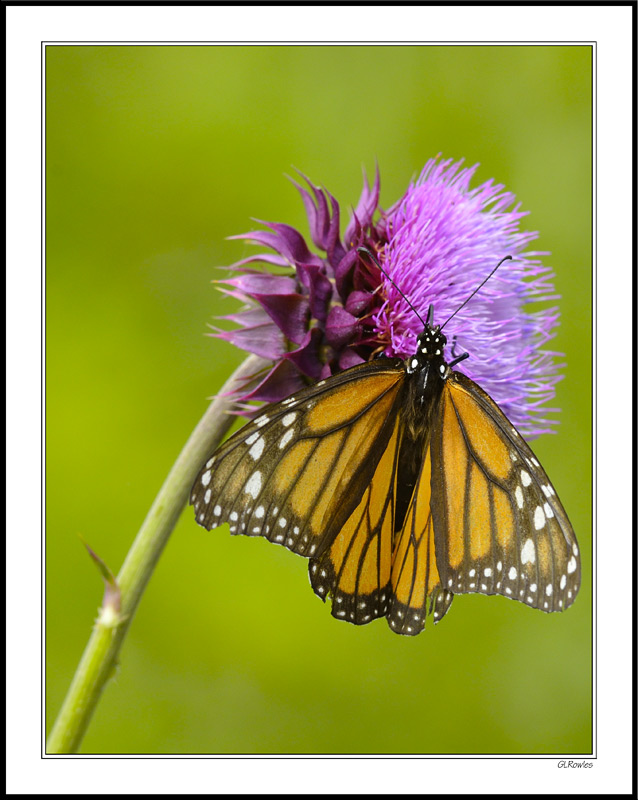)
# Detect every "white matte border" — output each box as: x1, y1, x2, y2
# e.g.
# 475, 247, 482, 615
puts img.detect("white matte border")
6, 3, 633, 796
